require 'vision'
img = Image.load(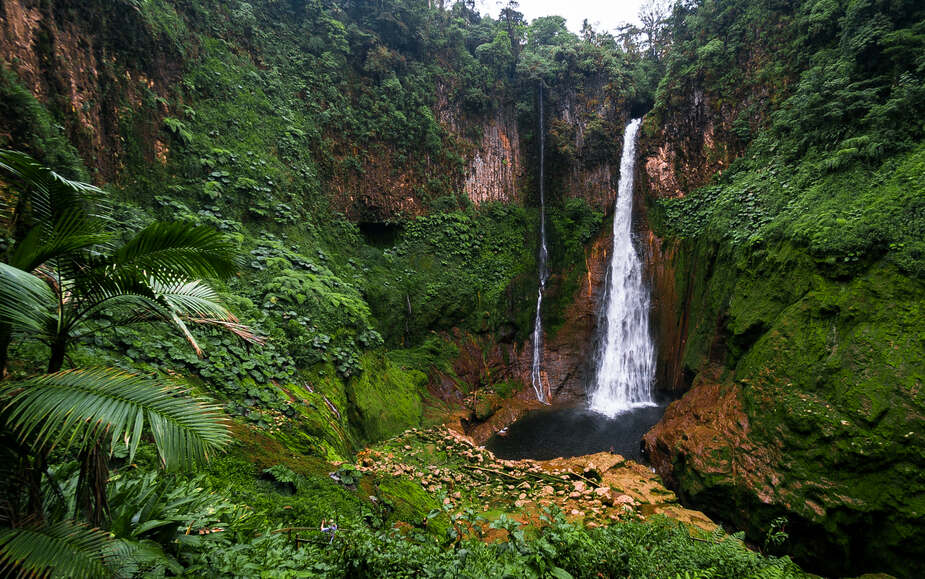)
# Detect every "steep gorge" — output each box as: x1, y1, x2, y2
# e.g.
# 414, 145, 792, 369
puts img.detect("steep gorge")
0, 0, 922, 577
632, 2, 925, 576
